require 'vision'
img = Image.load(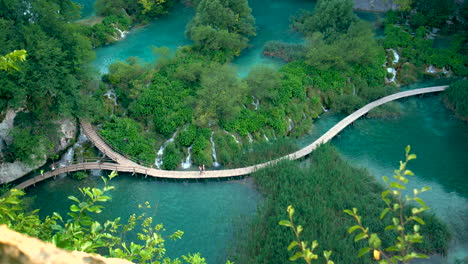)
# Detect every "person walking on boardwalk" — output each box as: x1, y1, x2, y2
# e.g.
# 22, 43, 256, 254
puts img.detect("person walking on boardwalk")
202, 164, 205, 172
199, 165, 202, 175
